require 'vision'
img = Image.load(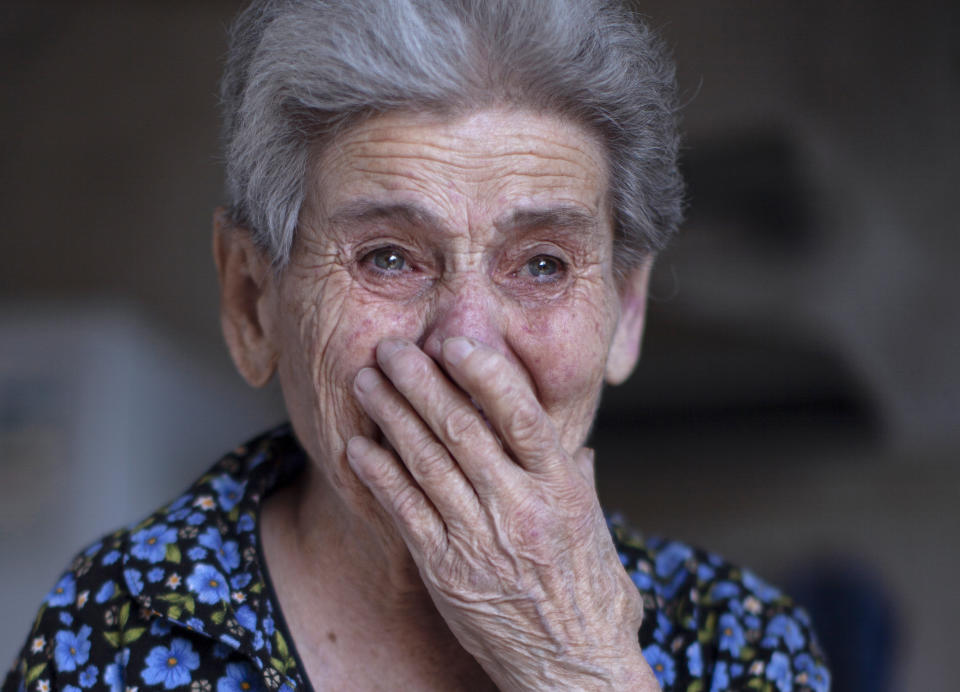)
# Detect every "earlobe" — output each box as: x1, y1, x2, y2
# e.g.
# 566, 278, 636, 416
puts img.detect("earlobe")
213, 208, 278, 388
605, 258, 653, 386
